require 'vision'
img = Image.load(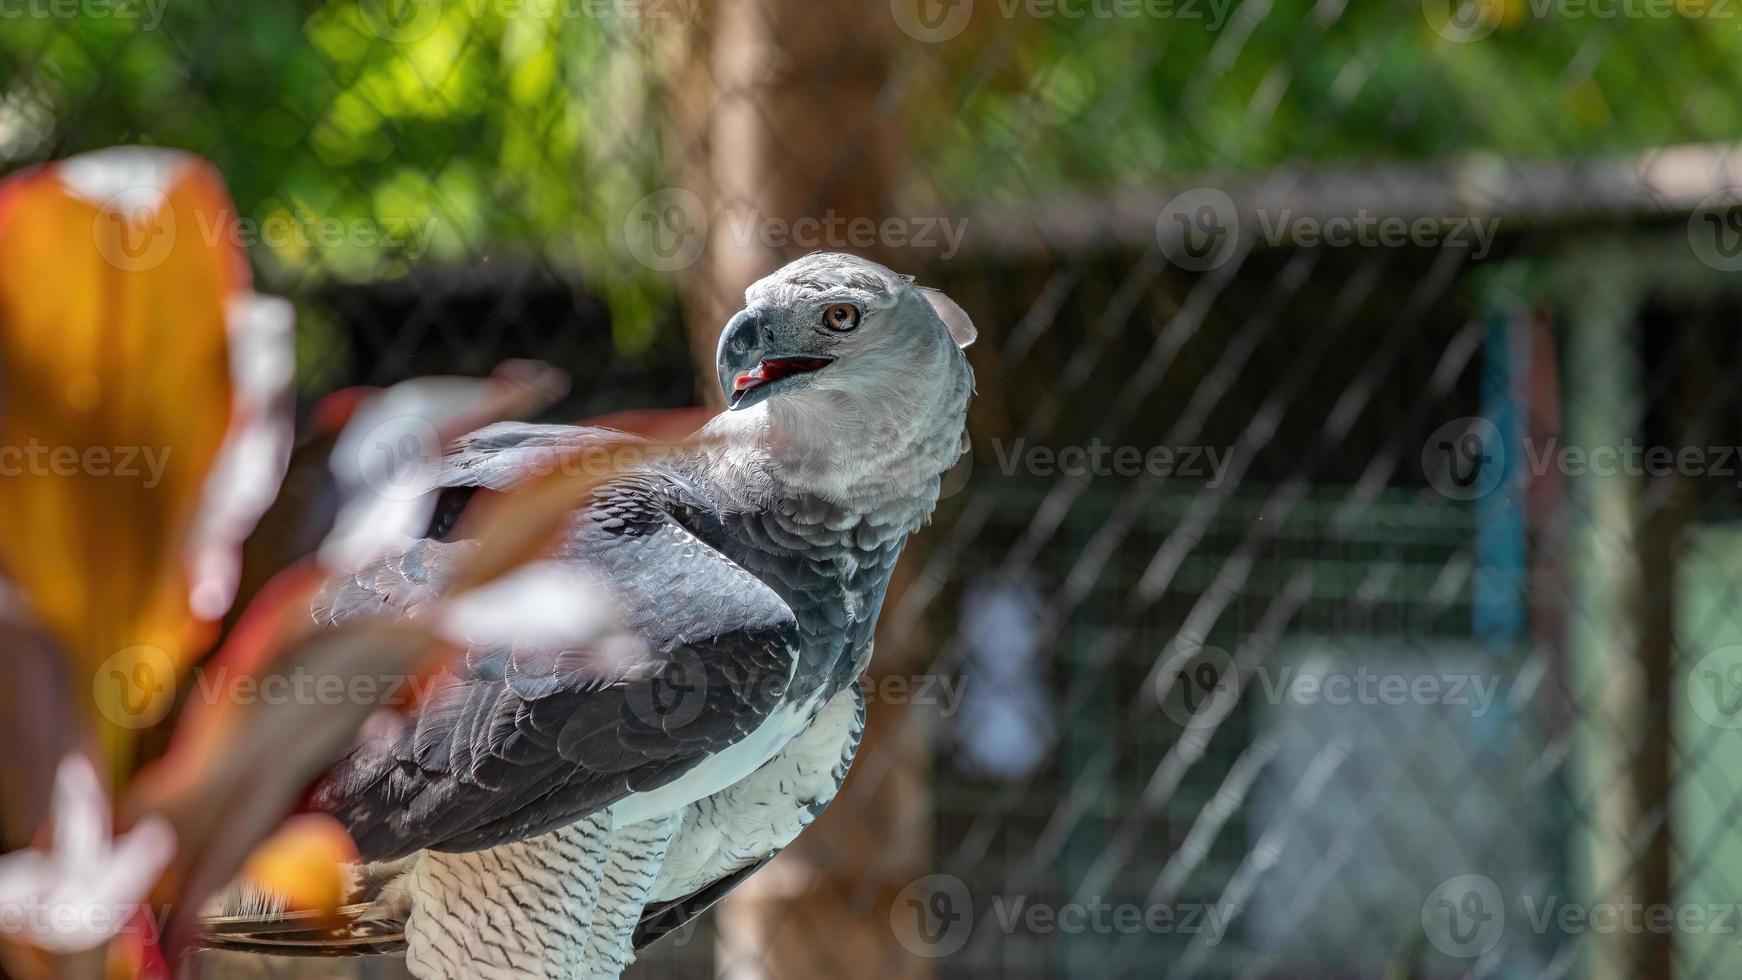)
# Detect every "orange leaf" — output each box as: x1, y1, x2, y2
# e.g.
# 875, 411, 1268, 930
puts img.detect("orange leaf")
127, 613, 448, 956
0, 148, 248, 768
